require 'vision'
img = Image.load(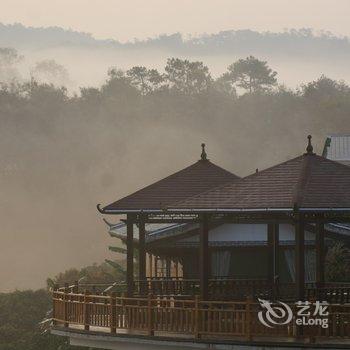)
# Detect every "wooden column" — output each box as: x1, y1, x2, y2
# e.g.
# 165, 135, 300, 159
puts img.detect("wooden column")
199, 214, 209, 300
267, 224, 274, 287
273, 224, 280, 299
139, 218, 147, 294
148, 253, 153, 278
175, 260, 179, 278
166, 258, 171, 278
295, 218, 305, 301
154, 256, 158, 278
273, 223, 279, 280
268, 223, 279, 298
316, 219, 325, 287
126, 215, 134, 297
